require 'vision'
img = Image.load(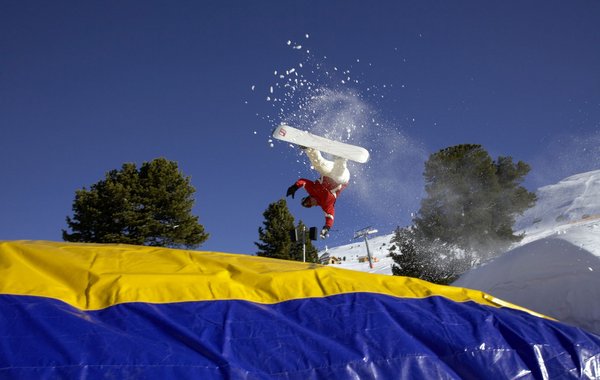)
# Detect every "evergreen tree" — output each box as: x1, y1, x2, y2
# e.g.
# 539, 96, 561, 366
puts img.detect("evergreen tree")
255, 199, 296, 260
414, 144, 536, 257
255, 200, 319, 262
63, 158, 208, 248
492, 156, 537, 242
